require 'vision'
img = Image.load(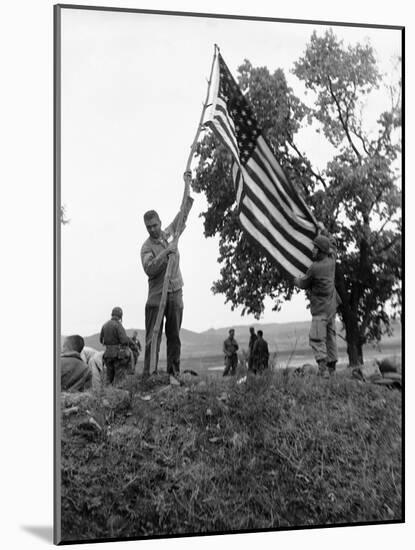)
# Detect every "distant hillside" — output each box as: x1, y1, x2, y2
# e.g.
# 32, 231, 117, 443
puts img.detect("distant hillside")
62, 320, 401, 359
